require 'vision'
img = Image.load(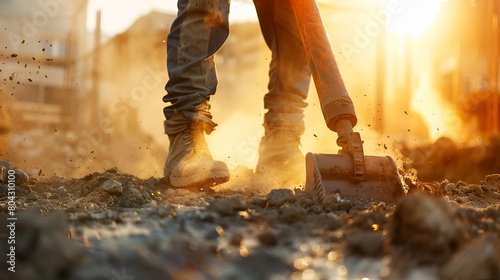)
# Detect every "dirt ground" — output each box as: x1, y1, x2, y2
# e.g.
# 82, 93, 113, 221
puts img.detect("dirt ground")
0, 157, 499, 280
400, 135, 500, 184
